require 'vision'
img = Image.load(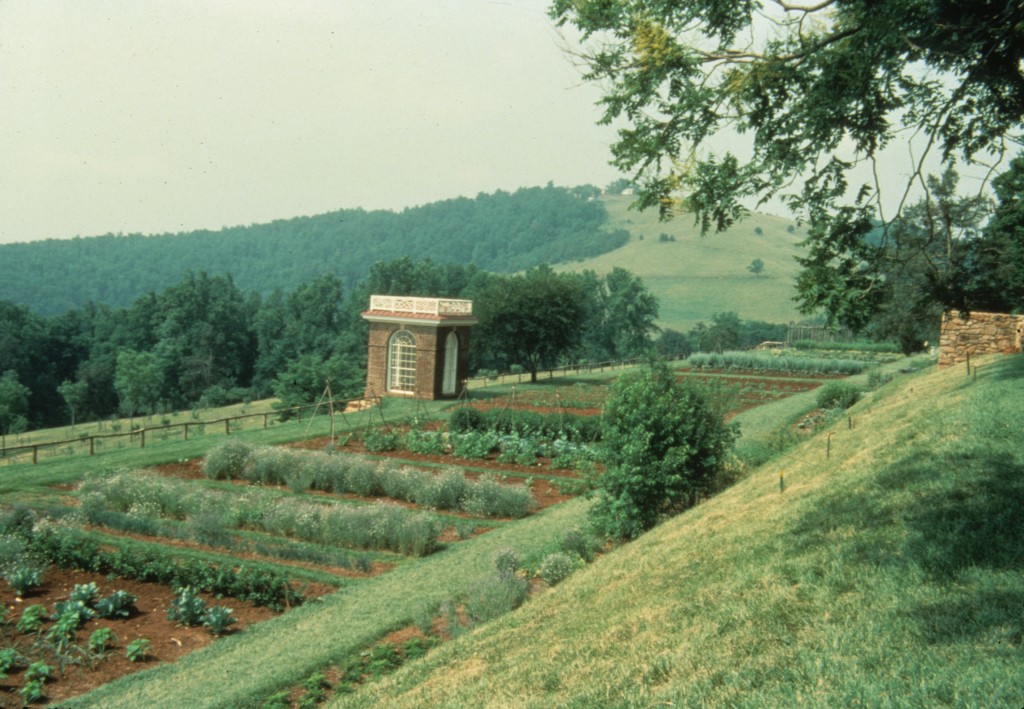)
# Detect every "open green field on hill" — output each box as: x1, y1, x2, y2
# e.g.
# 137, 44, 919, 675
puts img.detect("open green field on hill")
332, 354, 1024, 708
558, 194, 807, 332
